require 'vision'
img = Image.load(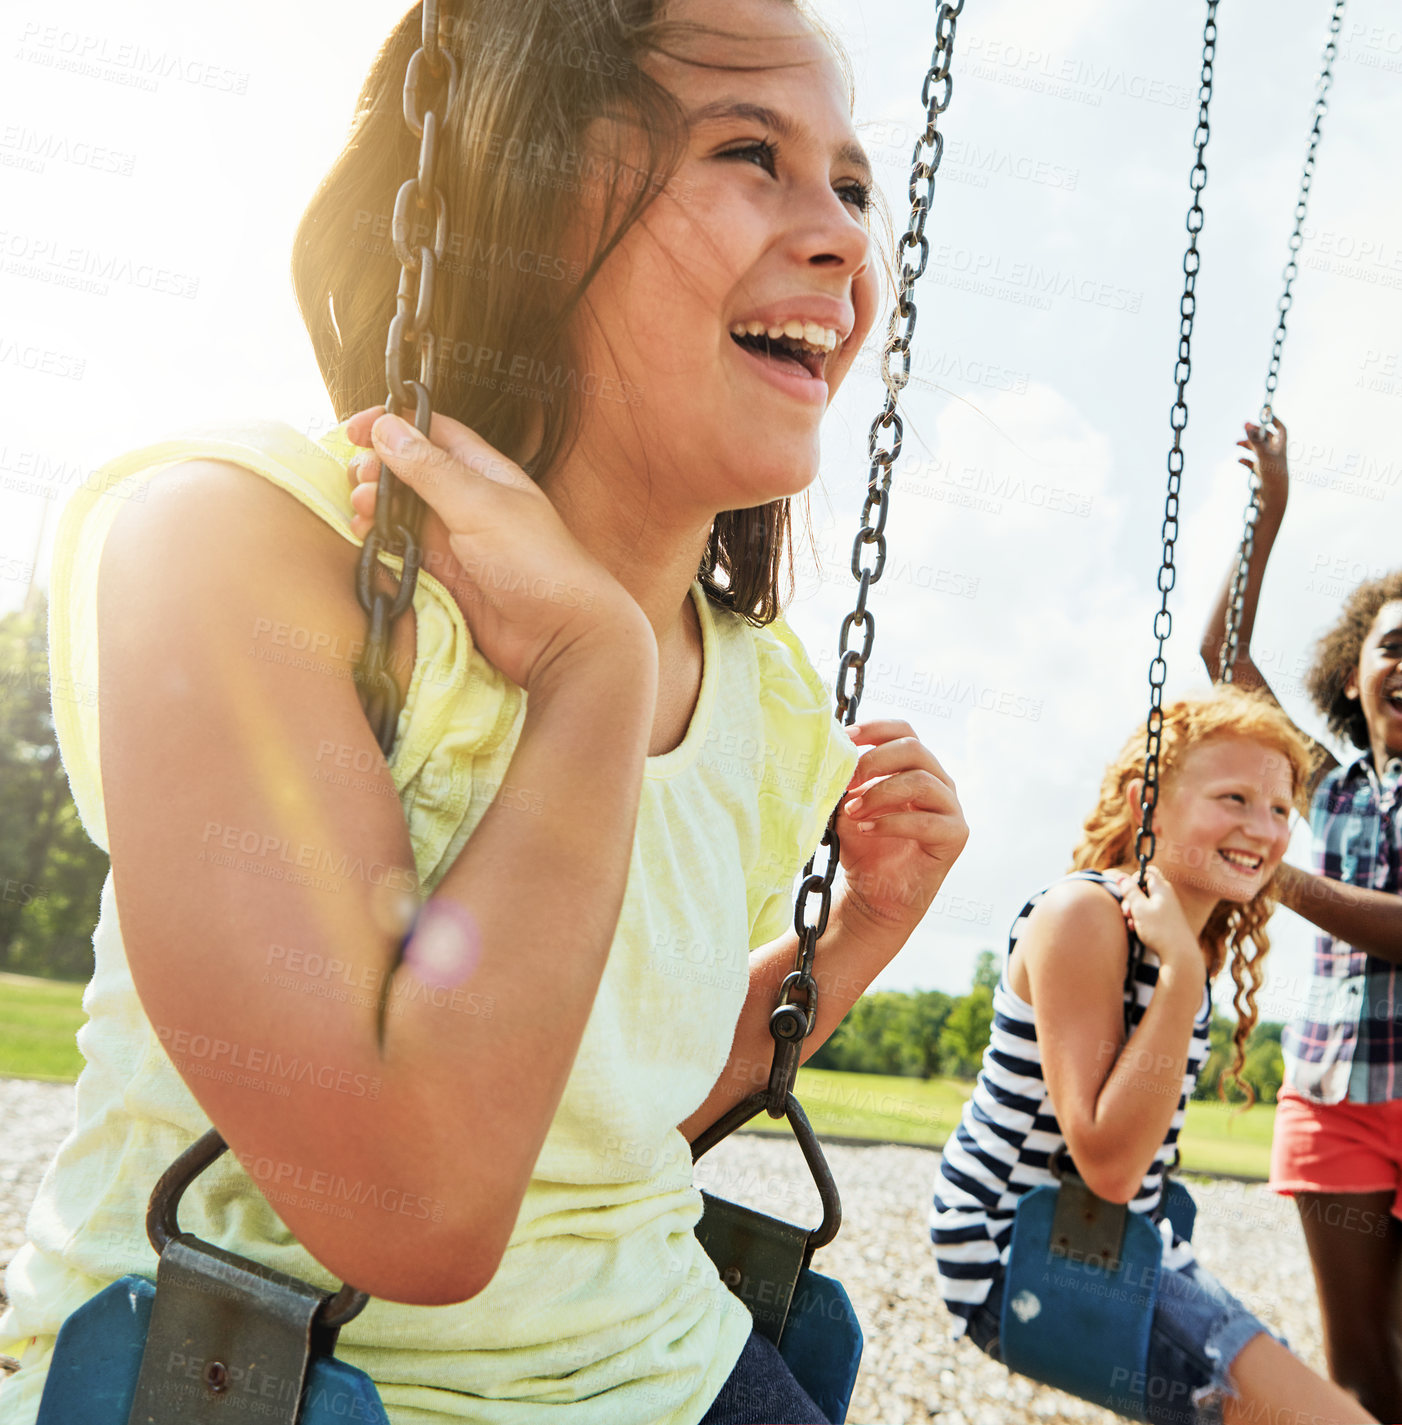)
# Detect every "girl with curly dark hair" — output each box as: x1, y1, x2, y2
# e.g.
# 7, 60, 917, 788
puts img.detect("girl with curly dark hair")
1201, 415, 1402, 1419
